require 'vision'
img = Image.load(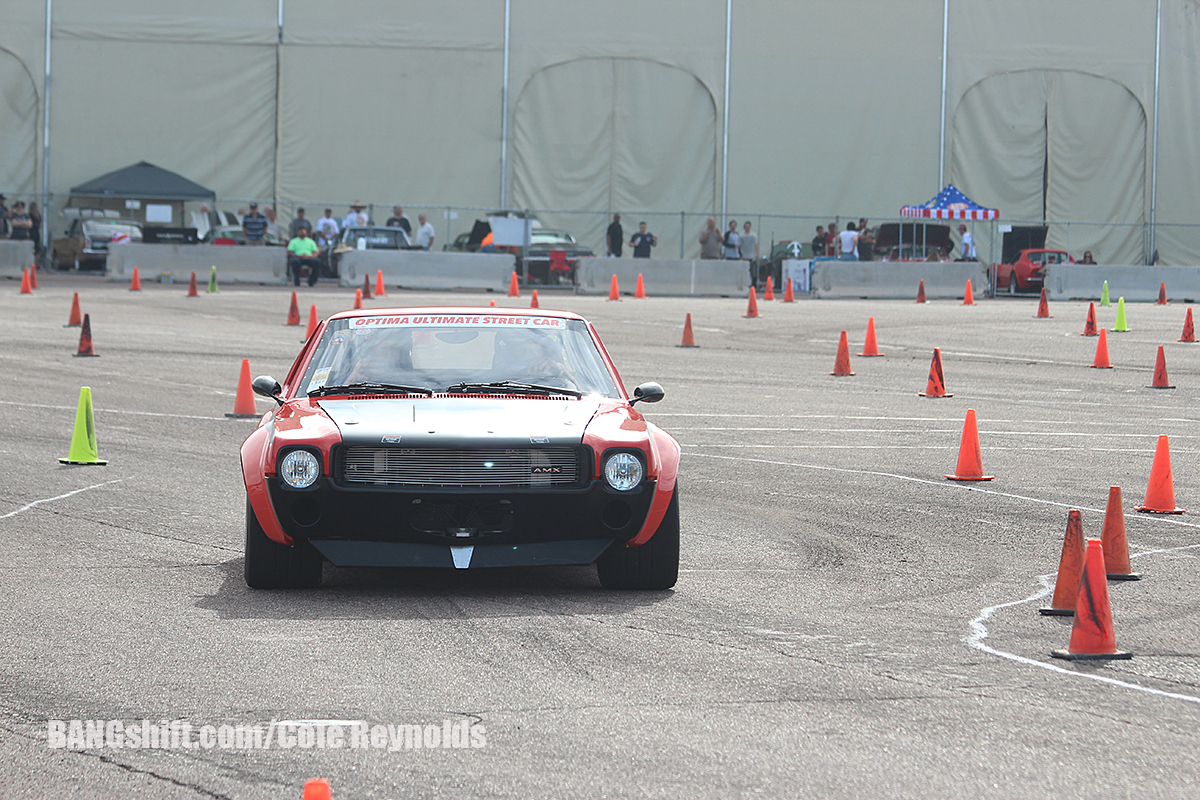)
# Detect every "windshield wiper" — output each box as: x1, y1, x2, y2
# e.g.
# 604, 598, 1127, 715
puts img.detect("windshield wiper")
445, 381, 583, 398
309, 382, 434, 397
